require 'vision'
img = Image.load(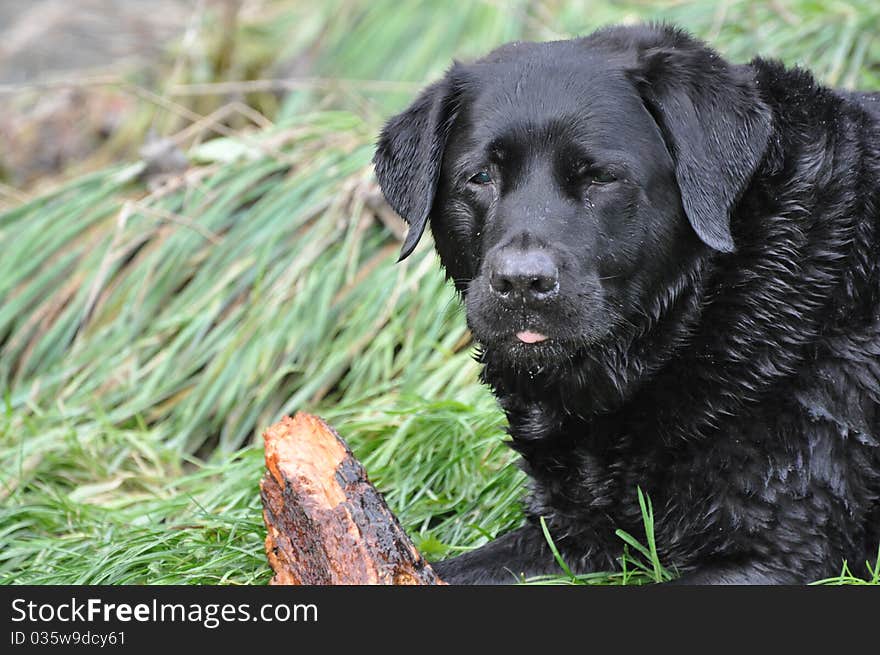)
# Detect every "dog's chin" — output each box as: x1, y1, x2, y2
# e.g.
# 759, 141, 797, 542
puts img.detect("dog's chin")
468, 316, 608, 374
